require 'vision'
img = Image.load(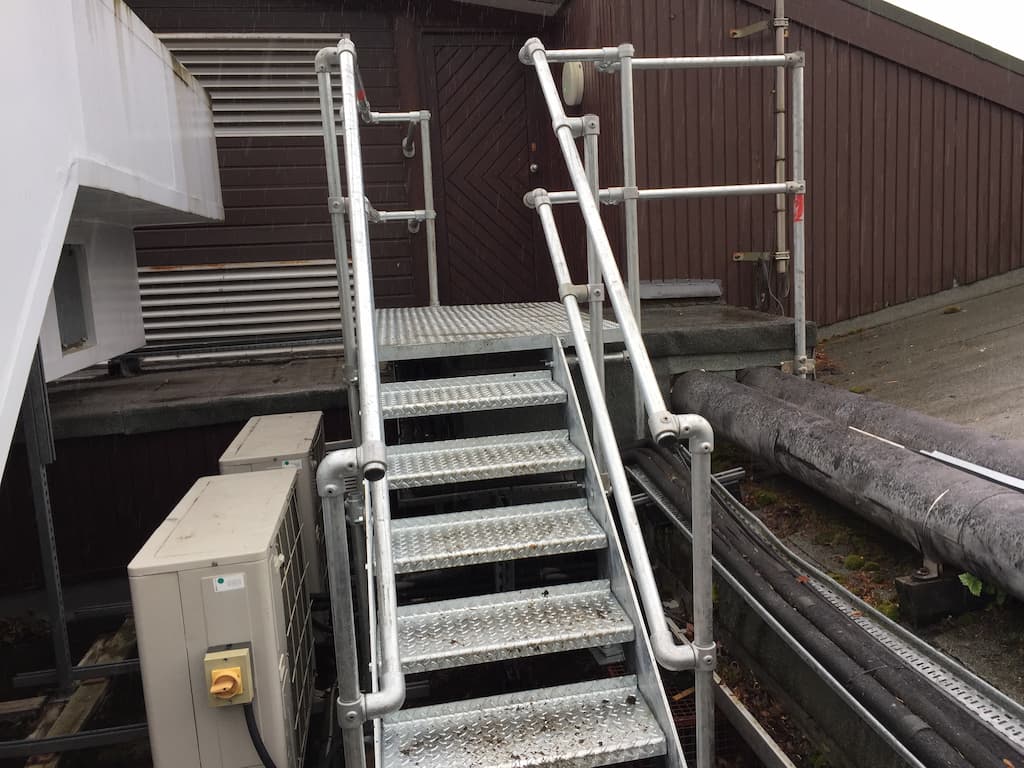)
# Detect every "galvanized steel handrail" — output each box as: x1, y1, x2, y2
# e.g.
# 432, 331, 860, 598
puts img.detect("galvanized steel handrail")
524, 39, 810, 381
521, 36, 717, 768
314, 38, 404, 768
